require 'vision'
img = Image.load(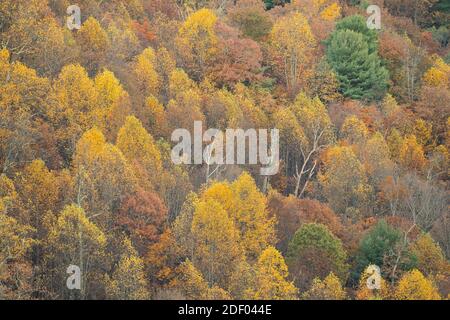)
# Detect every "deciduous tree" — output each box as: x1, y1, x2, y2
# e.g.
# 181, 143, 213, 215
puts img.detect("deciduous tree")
319, 146, 372, 219
243, 246, 297, 300
105, 238, 150, 300
76, 17, 109, 75
394, 269, 441, 300
269, 12, 316, 97
46, 204, 107, 299
176, 8, 218, 80
302, 272, 347, 300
